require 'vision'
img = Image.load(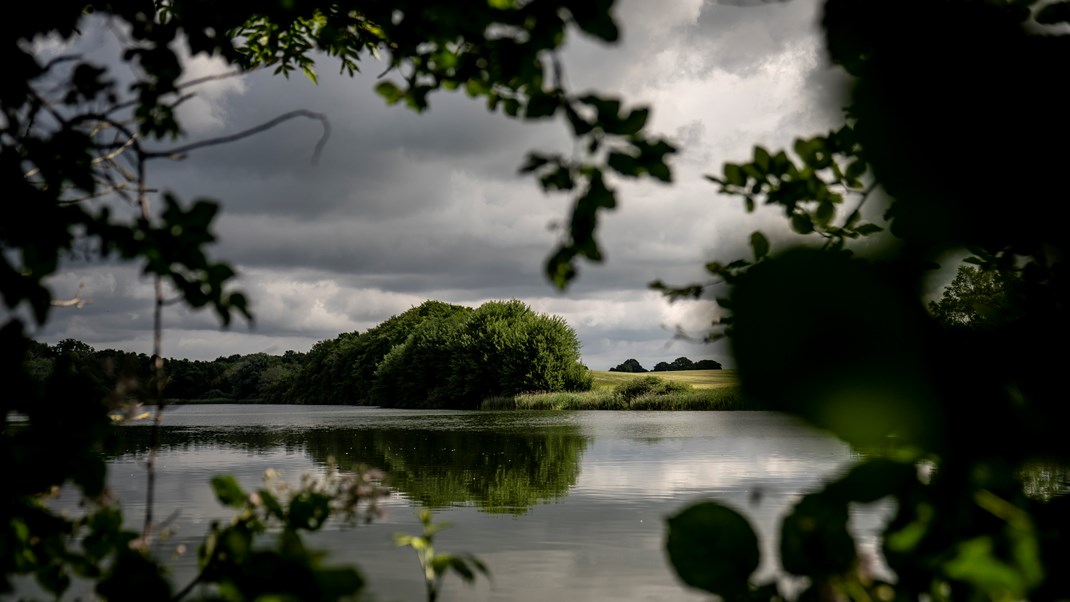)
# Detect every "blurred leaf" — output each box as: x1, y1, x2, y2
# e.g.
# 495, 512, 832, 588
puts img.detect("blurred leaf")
211, 475, 247, 509
750, 231, 770, 261
723, 163, 746, 187
790, 213, 814, 234
665, 501, 759, 597
1035, 1, 1070, 23
524, 92, 559, 119
780, 494, 856, 578
374, 81, 404, 105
